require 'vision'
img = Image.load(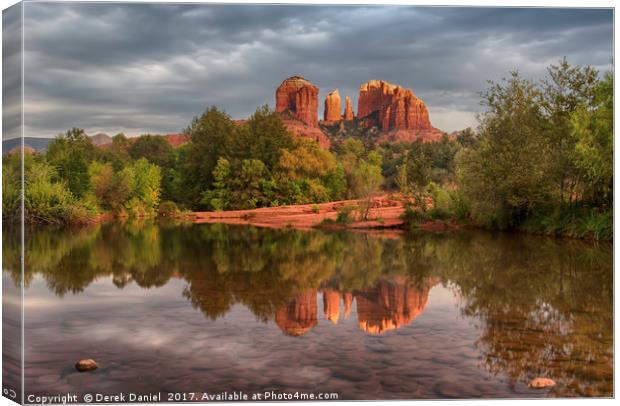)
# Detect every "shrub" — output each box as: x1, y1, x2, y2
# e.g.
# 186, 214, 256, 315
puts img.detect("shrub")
158, 201, 179, 216
336, 205, 356, 224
